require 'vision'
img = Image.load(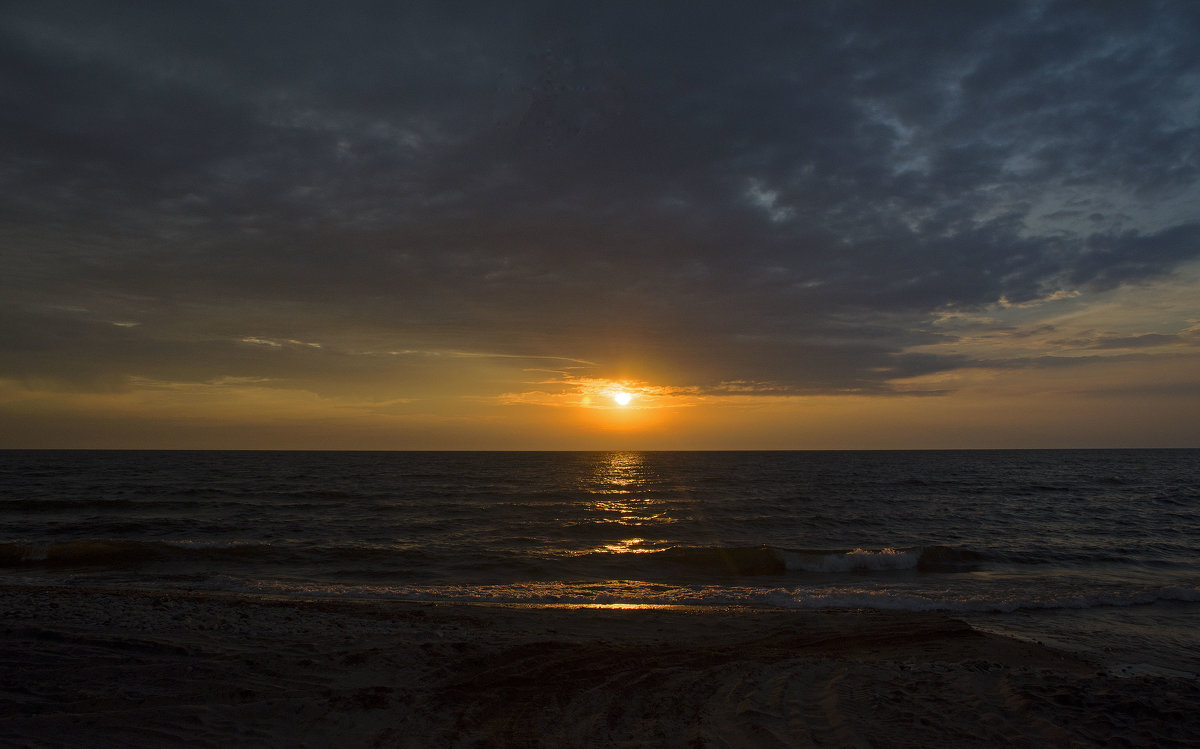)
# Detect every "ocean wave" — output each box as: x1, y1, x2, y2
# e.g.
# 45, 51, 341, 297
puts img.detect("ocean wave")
1, 498, 145, 511
644, 544, 982, 576
652, 546, 787, 575
231, 579, 1200, 615
0, 537, 448, 570
0, 539, 272, 567
773, 586, 1200, 614
0, 495, 354, 512
781, 547, 921, 573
